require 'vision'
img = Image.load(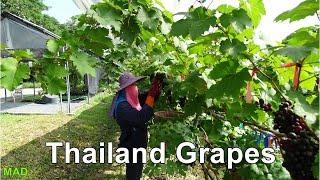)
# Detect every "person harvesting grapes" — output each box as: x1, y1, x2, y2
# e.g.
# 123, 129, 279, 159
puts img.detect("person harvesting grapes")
109, 72, 163, 180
